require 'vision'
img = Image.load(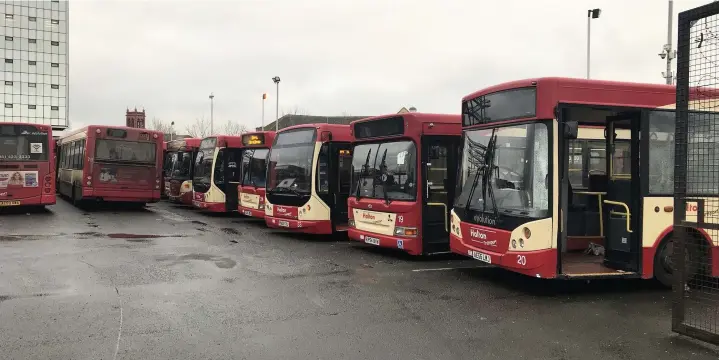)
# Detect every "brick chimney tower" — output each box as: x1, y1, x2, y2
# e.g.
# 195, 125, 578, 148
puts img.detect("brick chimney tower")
126, 107, 146, 128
